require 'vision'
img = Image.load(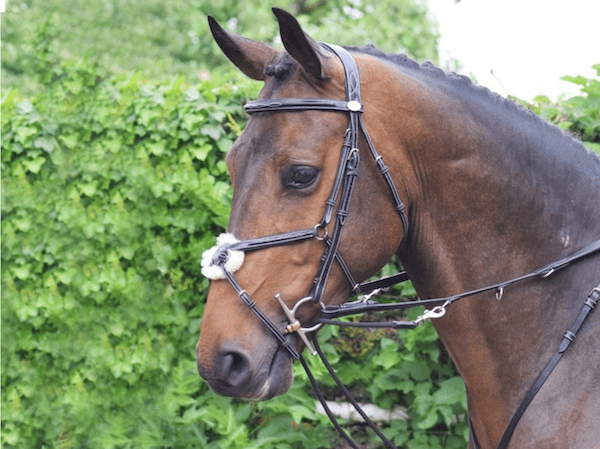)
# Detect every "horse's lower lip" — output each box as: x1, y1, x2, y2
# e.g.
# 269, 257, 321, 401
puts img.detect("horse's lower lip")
251, 343, 294, 400
253, 377, 272, 400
